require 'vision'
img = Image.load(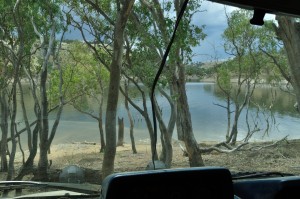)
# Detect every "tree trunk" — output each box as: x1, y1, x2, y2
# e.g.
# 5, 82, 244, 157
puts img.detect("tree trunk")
227, 104, 241, 145
18, 51, 41, 180
275, 16, 300, 109
7, 73, 19, 180
173, 2, 200, 157
155, 100, 172, 168
7, 37, 23, 179
36, 22, 57, 181
231, 123, 238, 145
36, 51, 50, 181
15, 123, 39, 180
102, 0, 135, 180
153, 90, 174, 168
144, 114, 159, 160
173, 80, 184, 141
175, 60, 204, 167
119, 83, 158, 159
0, 91, 8, 172
18, 80, 32, 151
117, 117, 124, 147
171, 1, 204, 165
226, 96, 231, 141
98, 118, 105, 153
124, 81, 137, 153
99, 91, 106, 153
